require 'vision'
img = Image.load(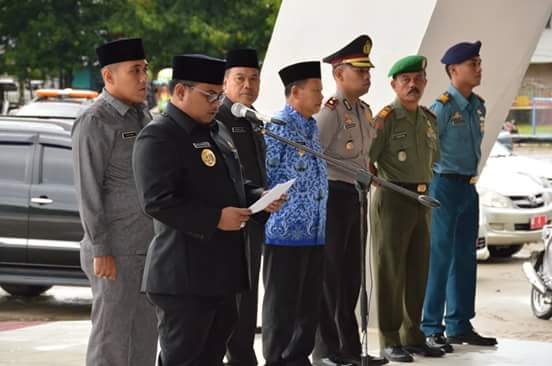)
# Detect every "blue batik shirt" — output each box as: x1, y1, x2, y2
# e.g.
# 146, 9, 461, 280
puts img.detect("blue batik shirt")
264, 104, 328, 246
431, 84, 485, 176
